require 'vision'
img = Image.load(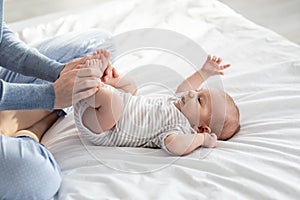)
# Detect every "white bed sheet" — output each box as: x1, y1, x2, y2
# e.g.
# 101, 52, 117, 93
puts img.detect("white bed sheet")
9, 0, 300, 199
